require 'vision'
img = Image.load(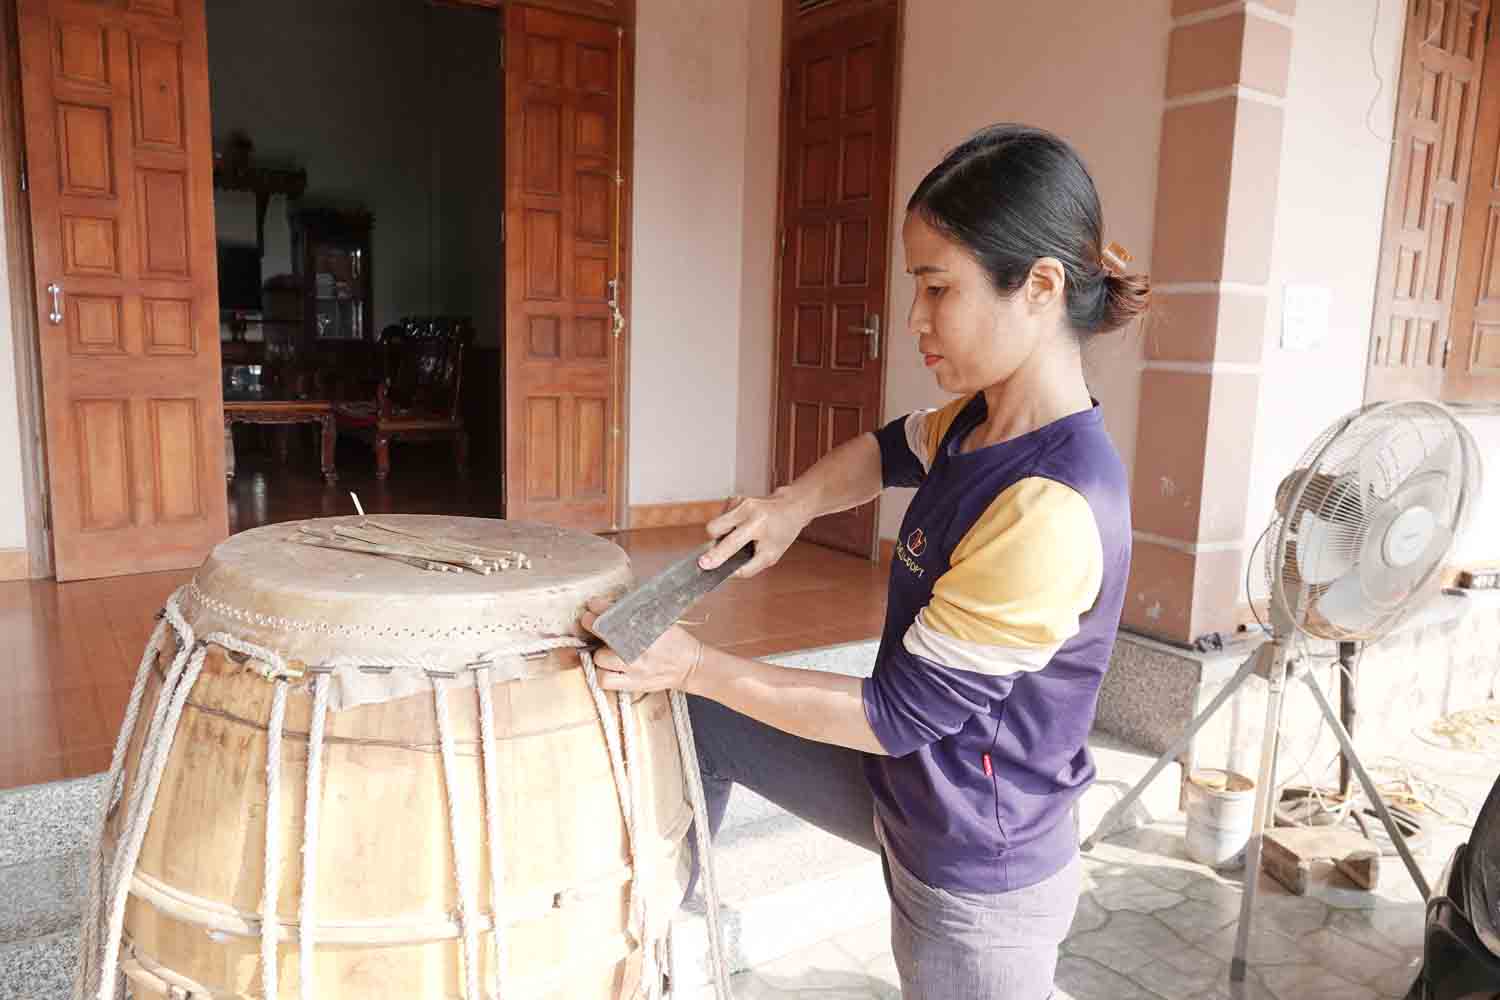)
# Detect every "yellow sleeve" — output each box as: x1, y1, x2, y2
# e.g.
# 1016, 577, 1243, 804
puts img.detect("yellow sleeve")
907, 477, 1103, 675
